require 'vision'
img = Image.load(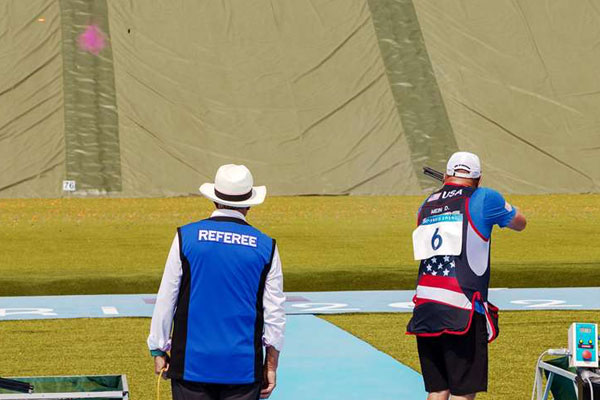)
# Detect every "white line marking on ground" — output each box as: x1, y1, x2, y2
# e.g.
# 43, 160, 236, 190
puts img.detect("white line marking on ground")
101, 306, 119, 315
0, 308, 57, 317
290, 303, 360, 313
510, 299, 582, 308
